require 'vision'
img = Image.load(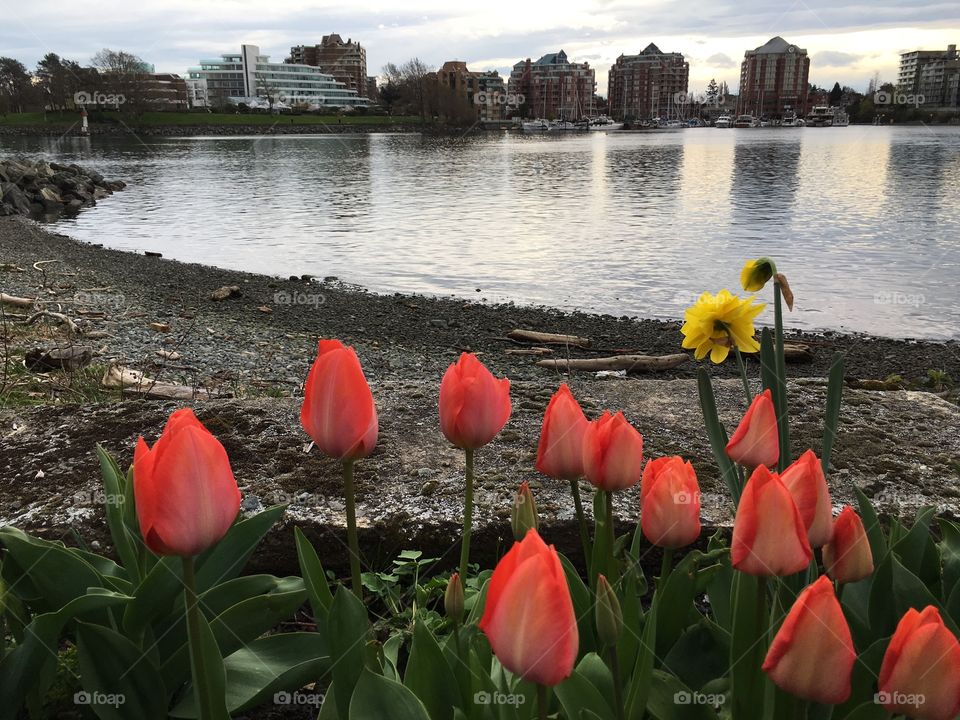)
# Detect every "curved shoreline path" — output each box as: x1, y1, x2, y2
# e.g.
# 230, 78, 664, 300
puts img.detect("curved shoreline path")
1, 216, 958, 573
